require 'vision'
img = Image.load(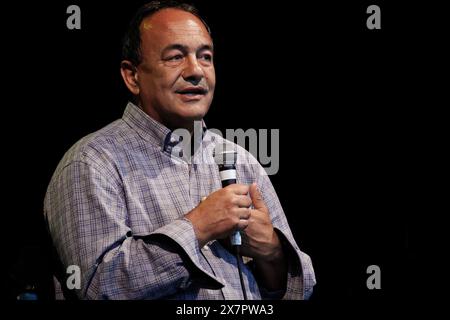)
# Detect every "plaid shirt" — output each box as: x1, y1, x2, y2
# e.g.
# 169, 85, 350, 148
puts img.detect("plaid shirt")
44, 102, 315, 300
